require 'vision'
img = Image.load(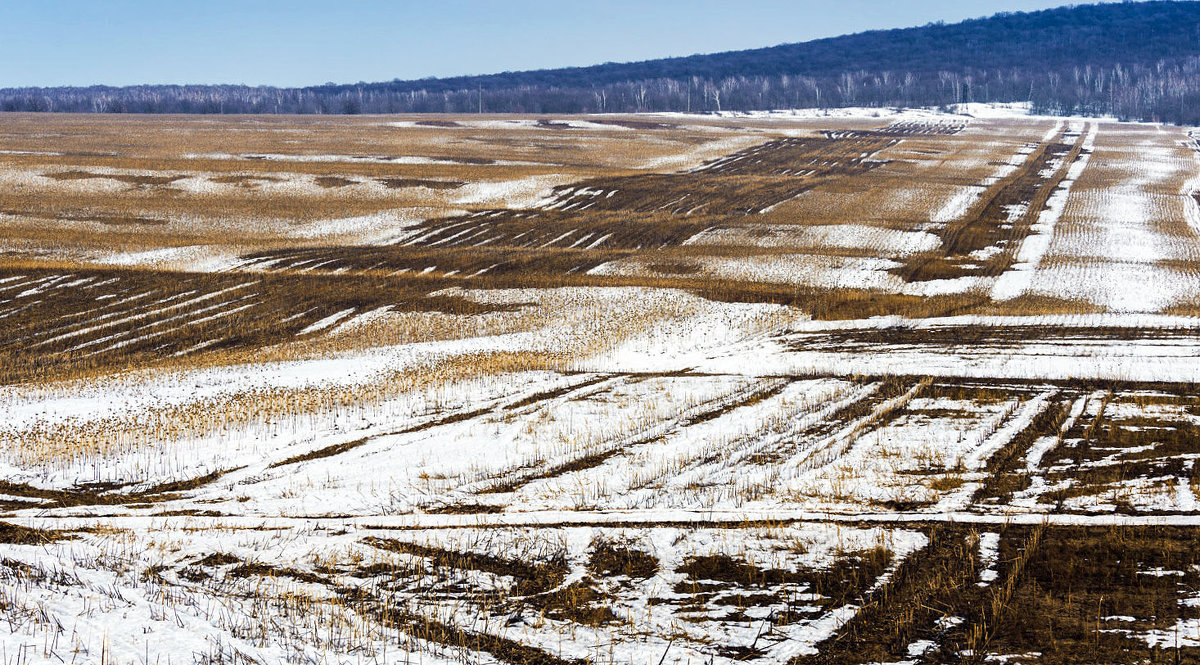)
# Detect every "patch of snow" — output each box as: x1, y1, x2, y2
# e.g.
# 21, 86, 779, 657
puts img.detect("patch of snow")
977, 532, 1001, 585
